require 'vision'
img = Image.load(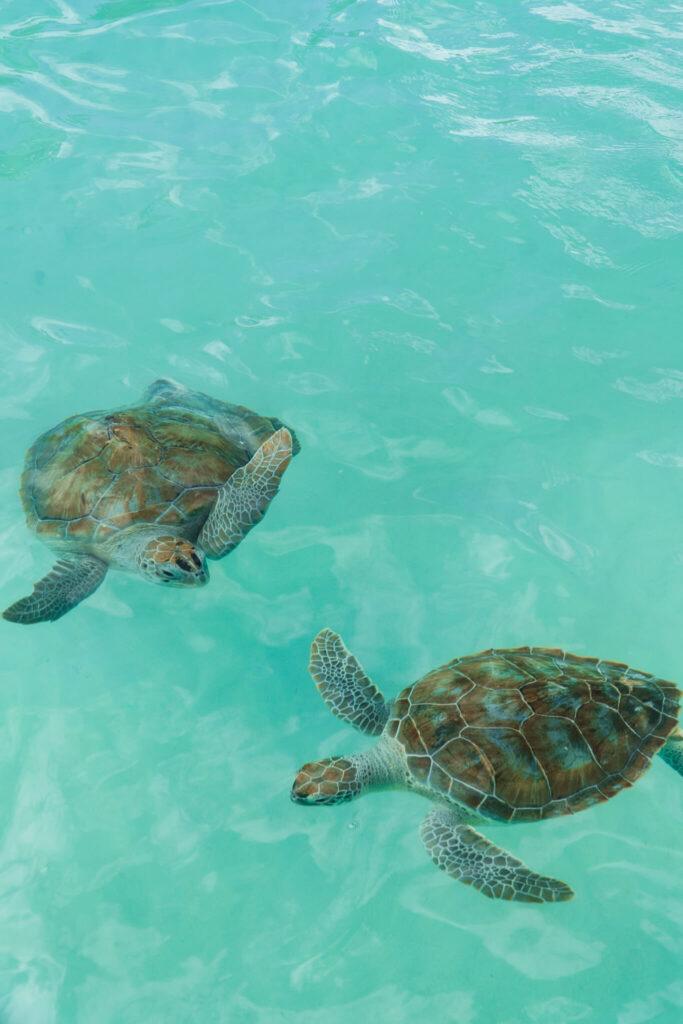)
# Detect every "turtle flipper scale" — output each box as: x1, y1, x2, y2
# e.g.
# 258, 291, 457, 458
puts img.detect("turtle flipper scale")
2, 555, 107, 624
309, 629, 389, 735
420, 807, 574, 904
659, 728, 683, 776
198, 427, 293, 559
269, 418, 301, 456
